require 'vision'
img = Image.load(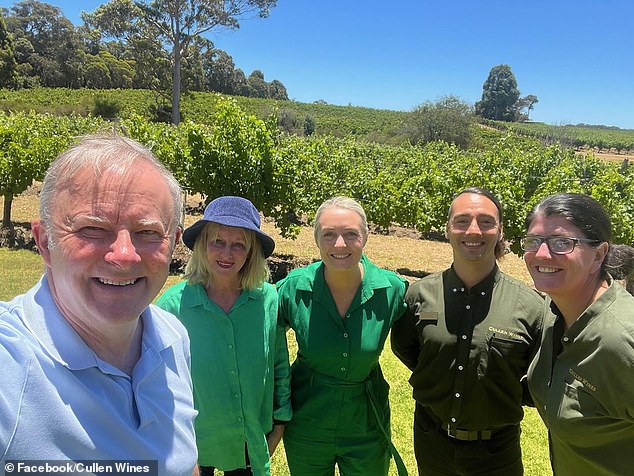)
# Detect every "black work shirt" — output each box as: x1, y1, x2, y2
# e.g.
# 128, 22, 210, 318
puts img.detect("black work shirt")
391, 266, 544, 431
